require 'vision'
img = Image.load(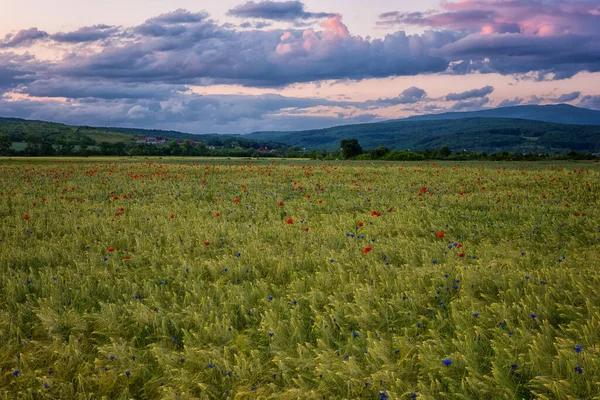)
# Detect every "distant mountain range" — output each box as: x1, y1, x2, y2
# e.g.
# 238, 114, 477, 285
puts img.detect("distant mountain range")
399, 104, 600, 126
2, 104, 600, 154
245, 105, 600, 153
